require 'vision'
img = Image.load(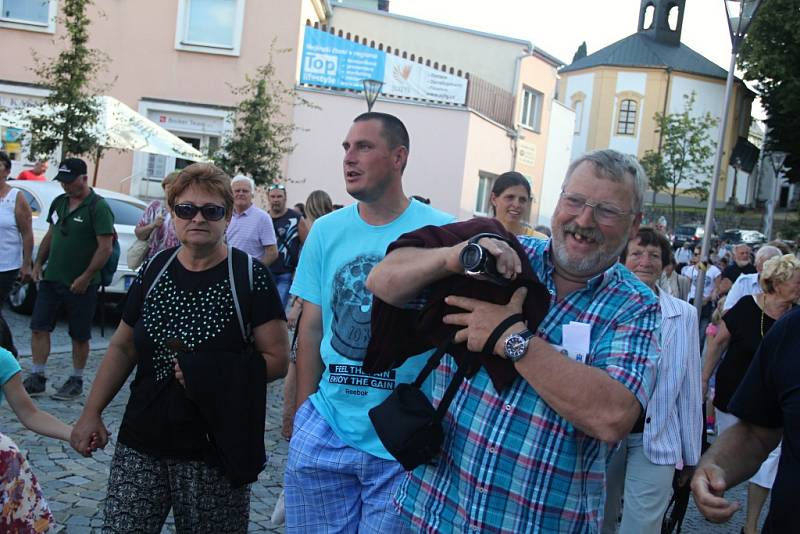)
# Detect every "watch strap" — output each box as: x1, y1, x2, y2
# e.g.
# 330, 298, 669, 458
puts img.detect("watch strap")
483, 313, 524, 356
